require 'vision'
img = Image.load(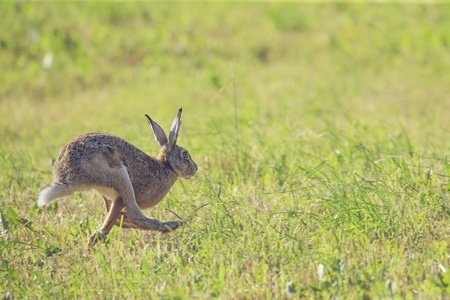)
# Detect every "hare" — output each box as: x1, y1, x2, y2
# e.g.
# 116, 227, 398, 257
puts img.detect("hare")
37, 108, 197, 245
